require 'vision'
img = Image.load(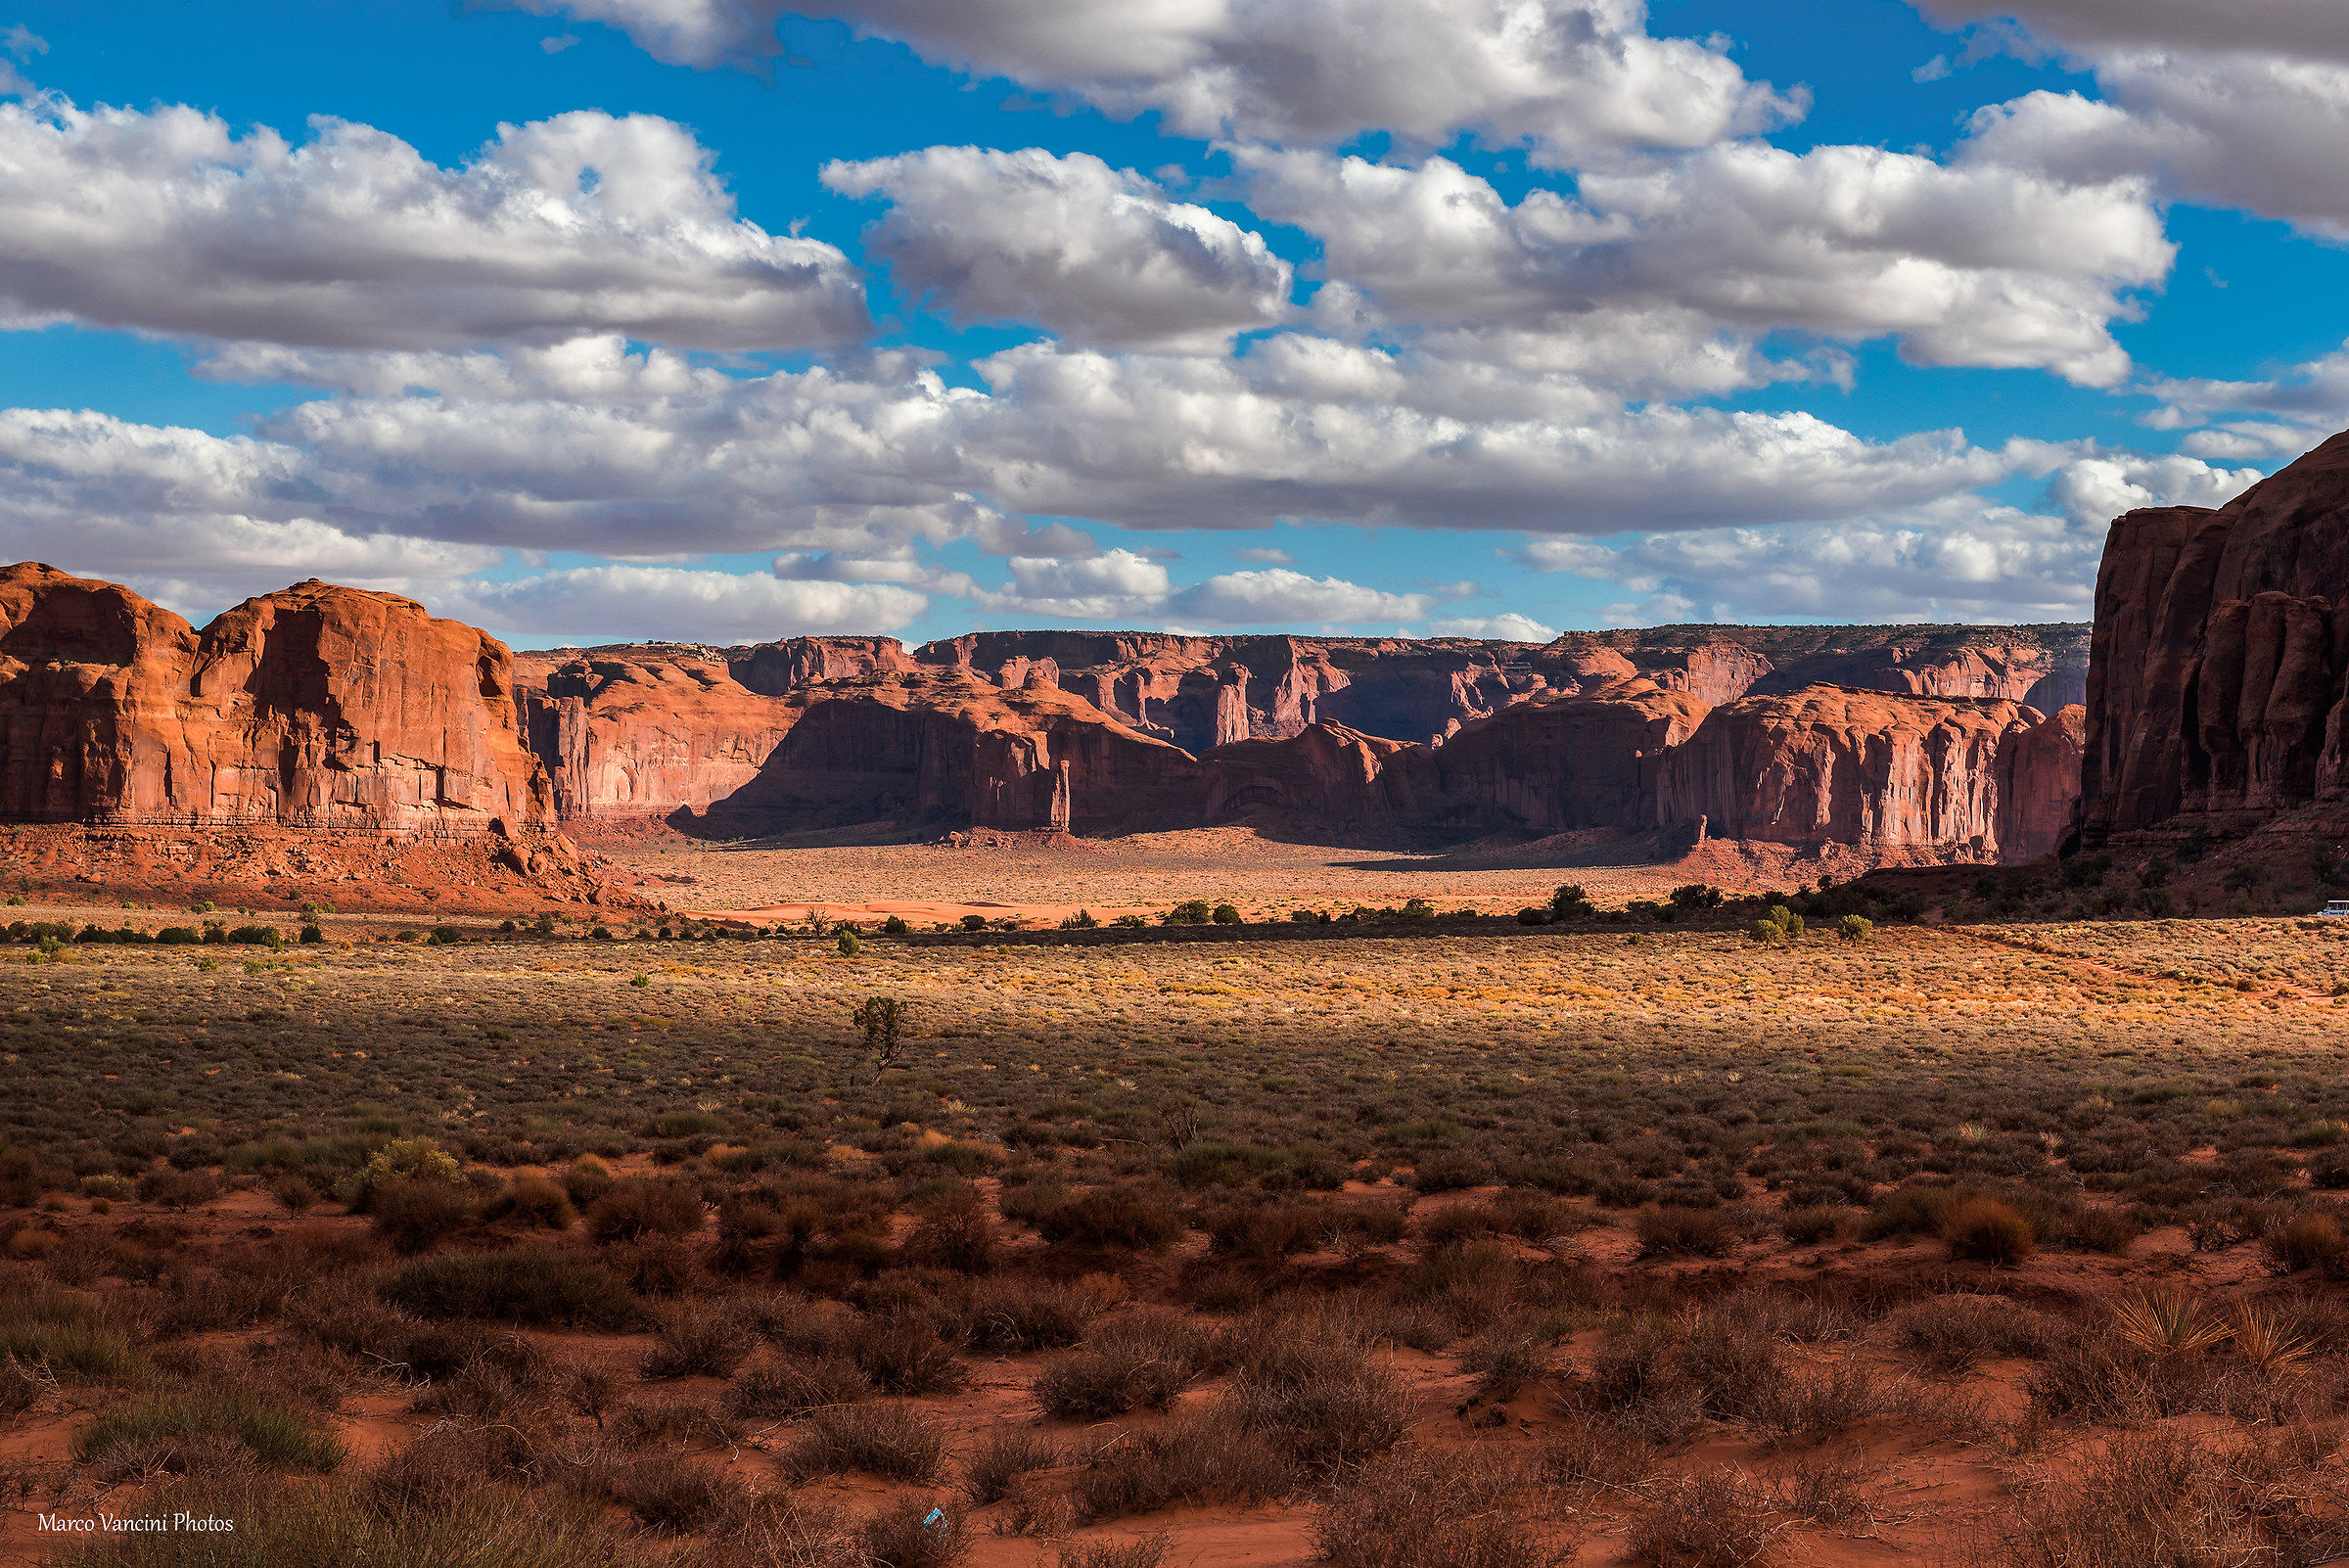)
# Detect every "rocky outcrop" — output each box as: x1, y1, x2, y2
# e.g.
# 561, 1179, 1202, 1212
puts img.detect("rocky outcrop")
0, 561, 2088, 871
1655, 686, 2058, 858
1418, 679, 1709, 836
0, 565, 551, 835
683, 673, 1198, 836
2000, 705, 2087, 862
2079, 428, 2349, 845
